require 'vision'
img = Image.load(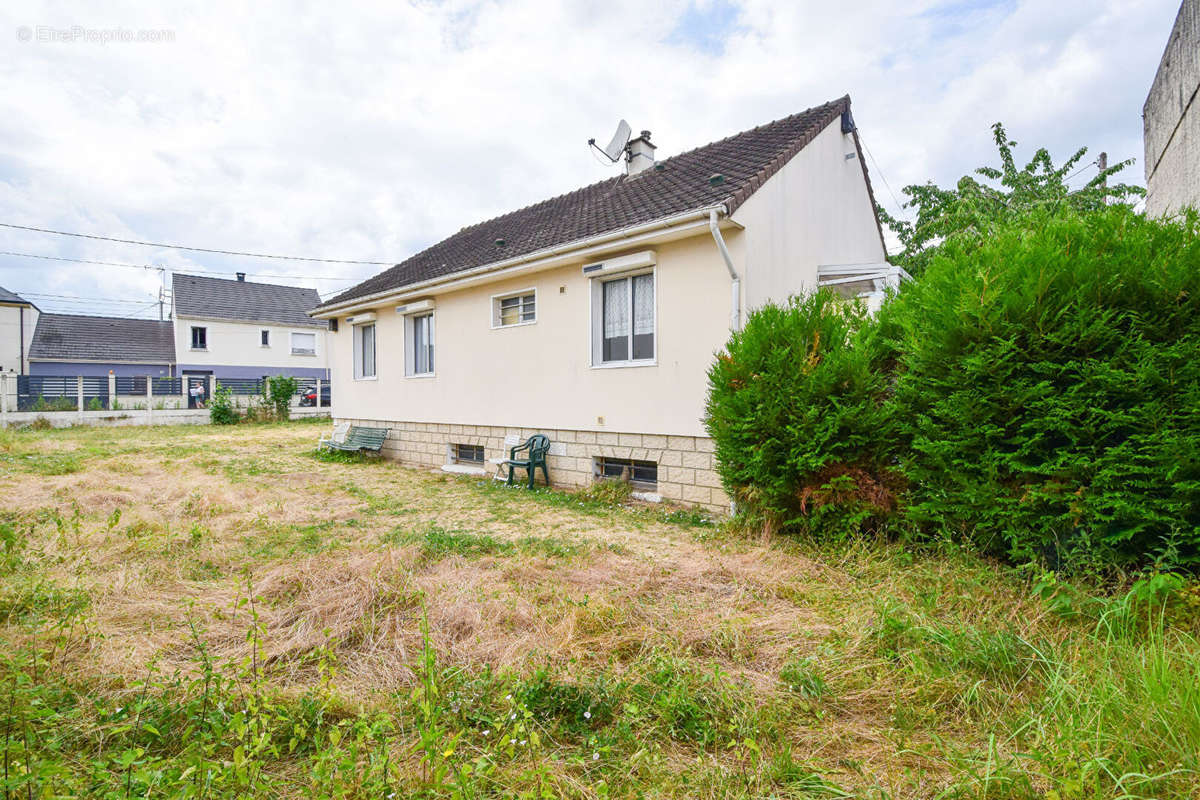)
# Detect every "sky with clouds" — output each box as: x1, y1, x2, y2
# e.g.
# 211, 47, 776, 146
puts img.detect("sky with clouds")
0, 0, 1183, 318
